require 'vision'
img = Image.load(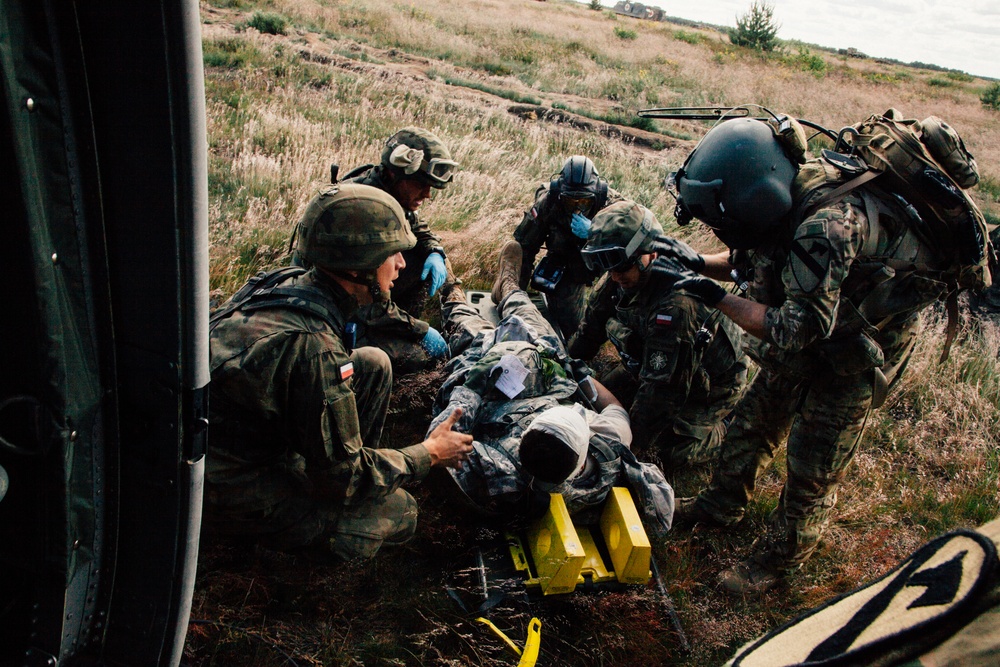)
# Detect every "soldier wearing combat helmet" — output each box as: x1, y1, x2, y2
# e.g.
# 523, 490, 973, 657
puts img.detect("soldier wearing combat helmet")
206, 183, 472, 562
566, 201, 748, 475
293, 127, 460, 372
513, 155, 625, 338
656, 111, 973, 593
